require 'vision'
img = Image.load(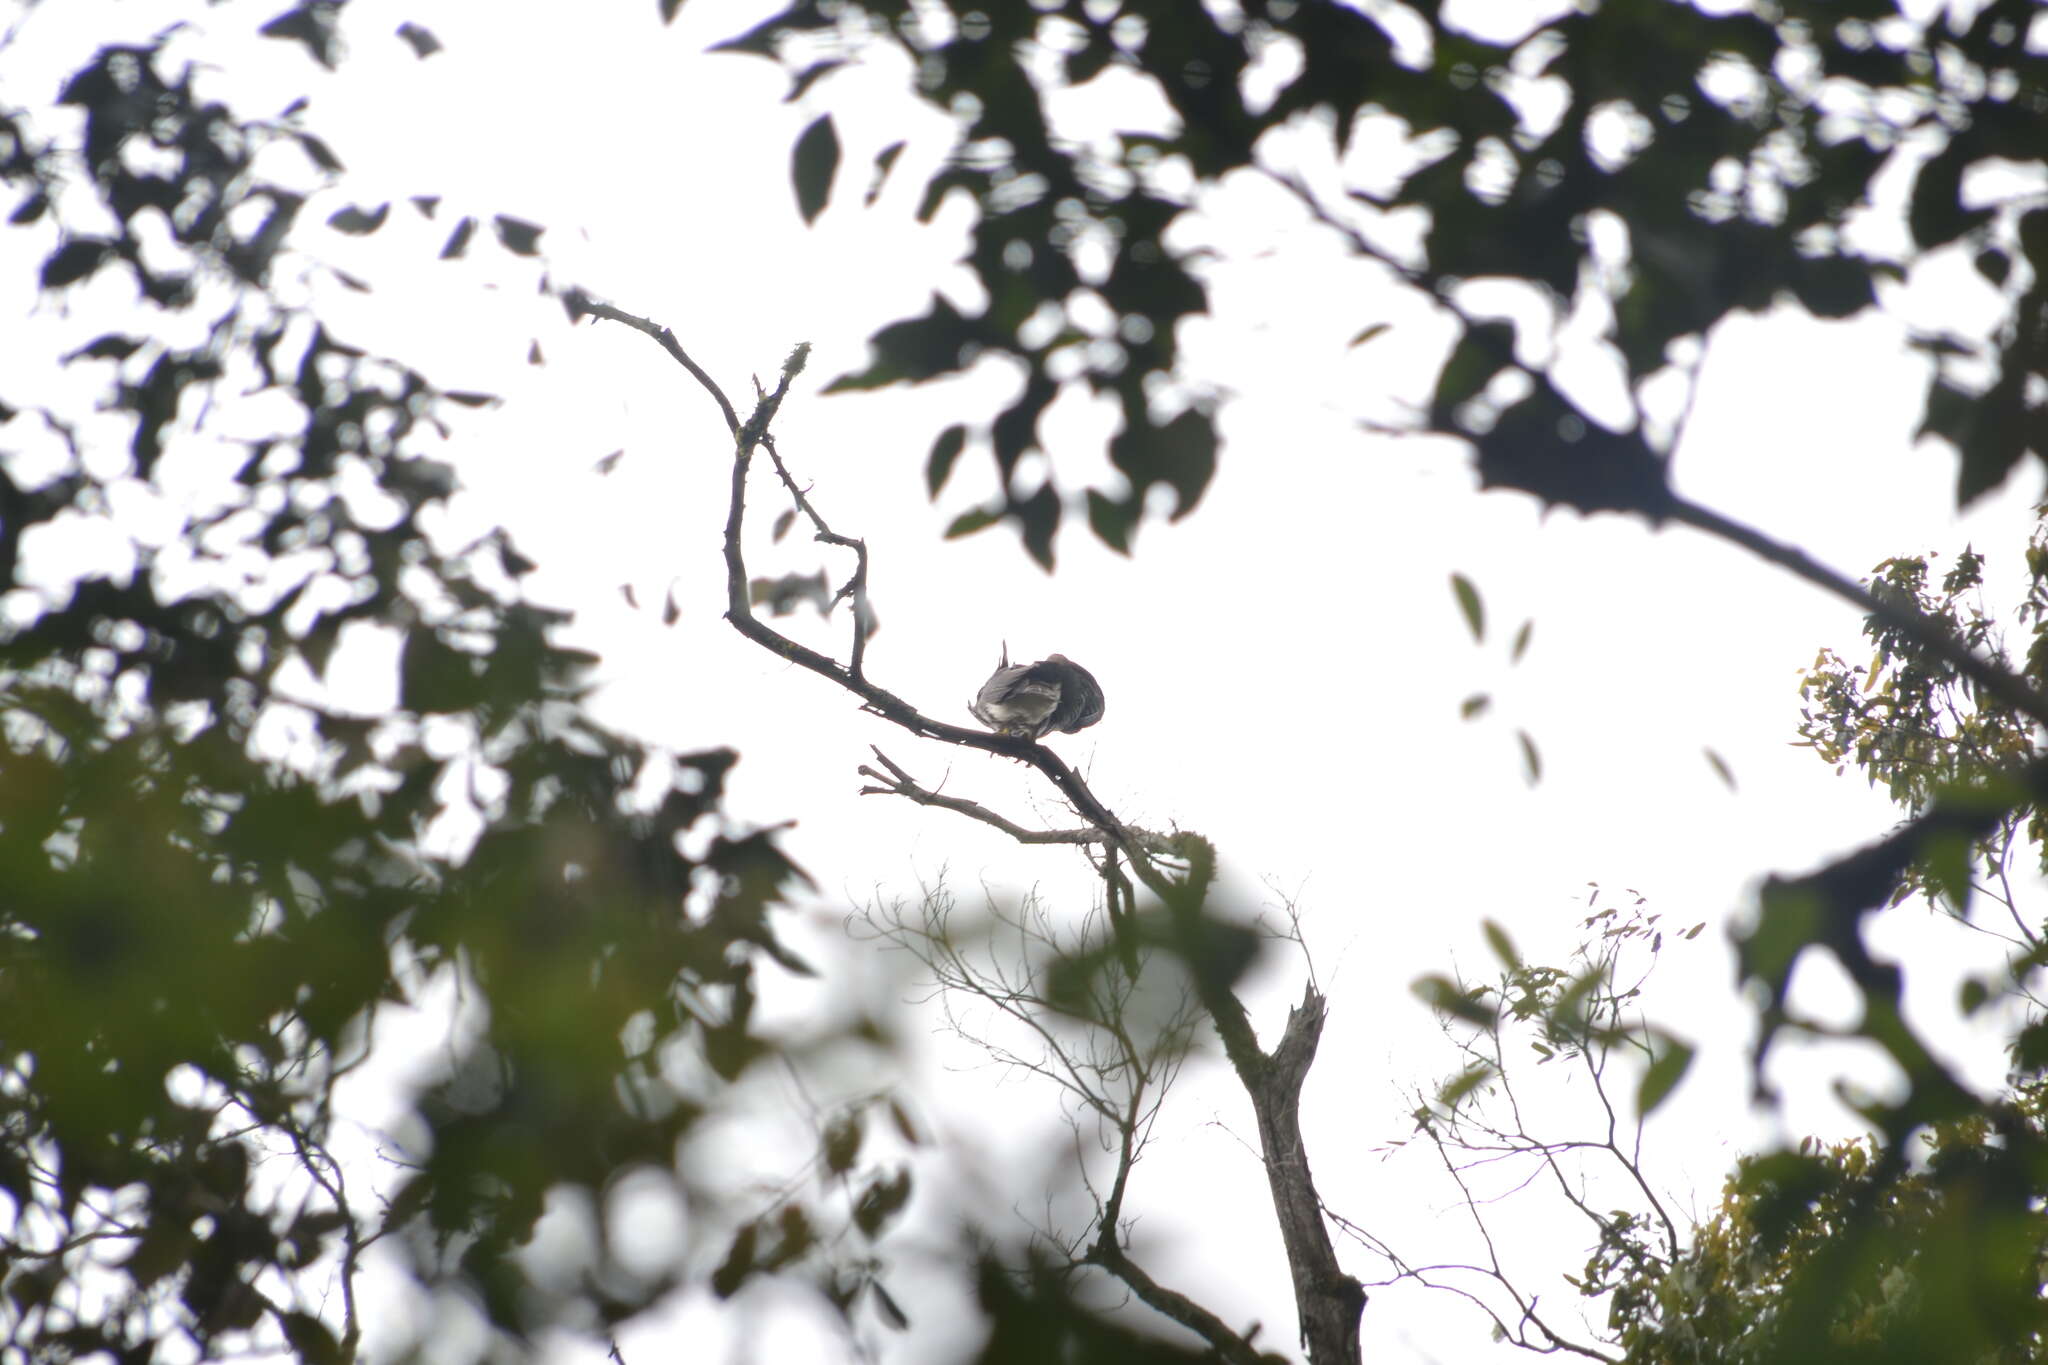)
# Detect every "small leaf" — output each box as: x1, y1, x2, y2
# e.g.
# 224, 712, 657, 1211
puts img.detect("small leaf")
711, 1223, 759, 1298
1509, 618, 1533, 663
866, 141, 907, 206
595, 449, 624, 474
1460, 692, 1490, 720
870, 1279, 911, 1330
792, 114, 841, 225
279, 1311, 343, 1365
785, 58, 846, 102
440, 216, 477, 259
853, 1168, 912, 1239
1517, 729, 1542, 784
944, 506, 1000, 540
1636, 1037, 1694, 1116
298, 133, 345, 173
493, 214, 544, 255
772, 508, 797, 542
1451, 573, 1485, 642
662, 586, 681, 626
1437, 1061, 1496, 1109
1703, 747, 1736, 790
1348, 322, 1390, 347
327, 203, 390, 235
927, 424, 966, 499
1480, 918, 1520, 968
887, 1098, 921, 1146
659, 0, 684, 21
441, 390, 498, 408
396, 22, 442, 57
1413, 975, 1495, 1027
823, 1114, 864, 1174
40, 238, 112, 289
